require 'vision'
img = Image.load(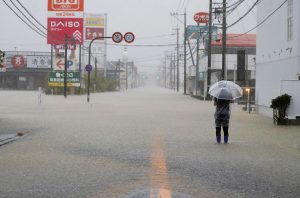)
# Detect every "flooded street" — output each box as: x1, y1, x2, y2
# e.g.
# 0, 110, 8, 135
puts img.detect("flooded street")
0, 87, 299, 198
